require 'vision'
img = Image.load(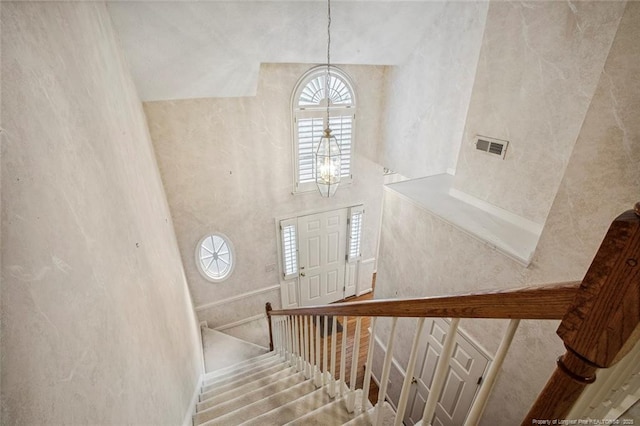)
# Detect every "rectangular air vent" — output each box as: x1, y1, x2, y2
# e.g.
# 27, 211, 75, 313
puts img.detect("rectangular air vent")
475, 136, 508, 159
